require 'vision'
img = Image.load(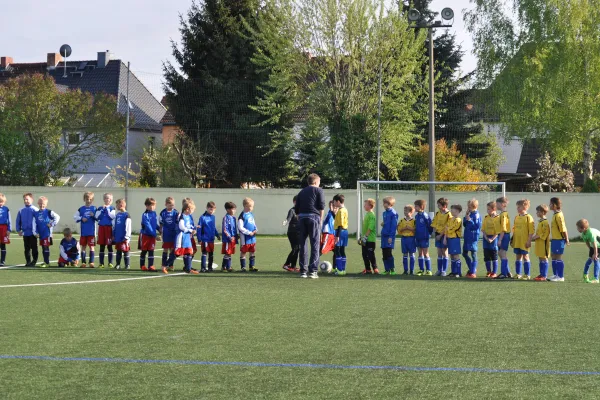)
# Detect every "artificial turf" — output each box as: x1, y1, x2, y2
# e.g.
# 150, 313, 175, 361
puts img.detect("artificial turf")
1, 236, 599, 399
